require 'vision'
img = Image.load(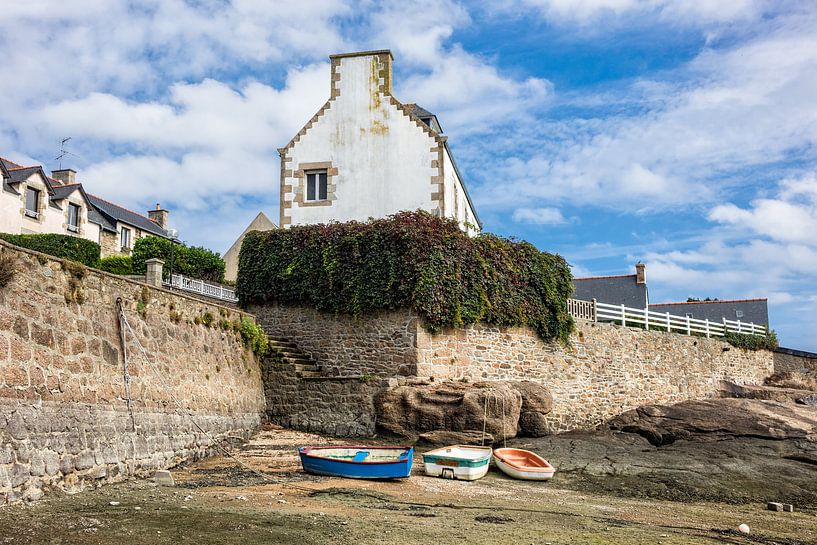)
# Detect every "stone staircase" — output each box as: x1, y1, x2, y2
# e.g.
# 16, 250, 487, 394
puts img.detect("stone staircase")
266, 335, 322, 378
